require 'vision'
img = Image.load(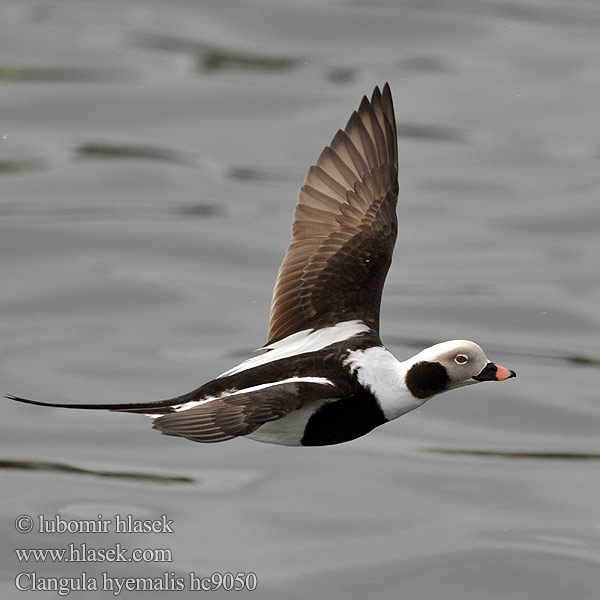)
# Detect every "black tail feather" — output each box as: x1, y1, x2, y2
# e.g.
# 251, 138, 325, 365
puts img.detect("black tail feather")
5, 394, 181, 415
